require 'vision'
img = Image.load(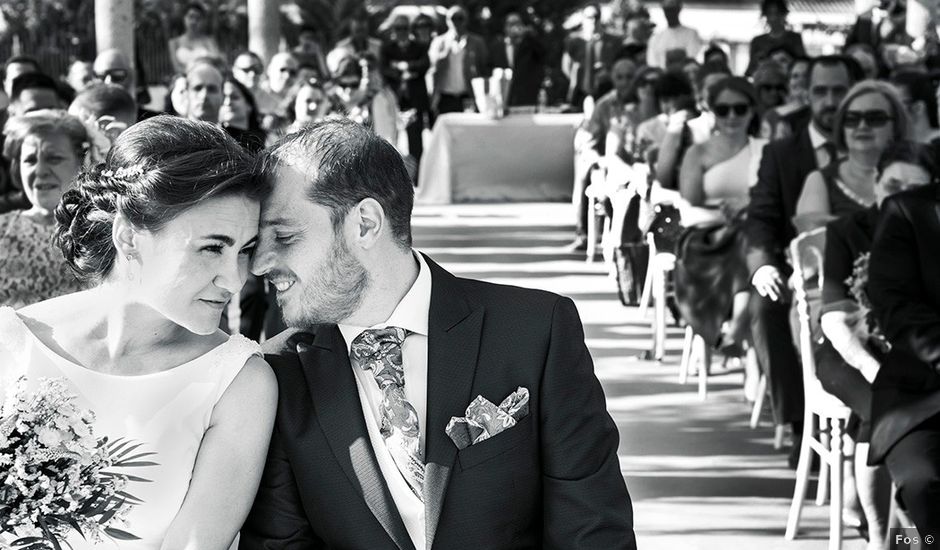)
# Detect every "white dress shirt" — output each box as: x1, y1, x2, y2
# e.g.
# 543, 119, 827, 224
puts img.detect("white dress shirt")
339, 251, 431, 550
439, 33, 468, 95
646, 25, 704, 69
